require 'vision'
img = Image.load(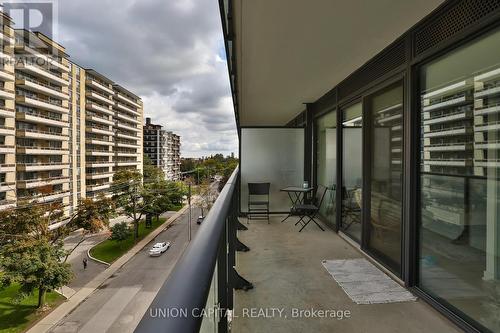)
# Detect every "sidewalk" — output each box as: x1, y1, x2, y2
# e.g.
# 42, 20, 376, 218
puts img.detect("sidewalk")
27, 203, 191, 333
